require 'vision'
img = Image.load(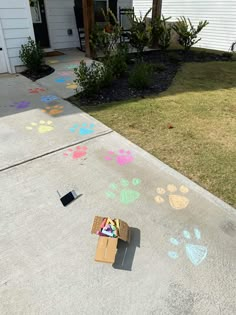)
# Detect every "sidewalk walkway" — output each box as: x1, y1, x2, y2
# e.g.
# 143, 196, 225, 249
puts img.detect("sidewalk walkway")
0, 67, 235, 315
